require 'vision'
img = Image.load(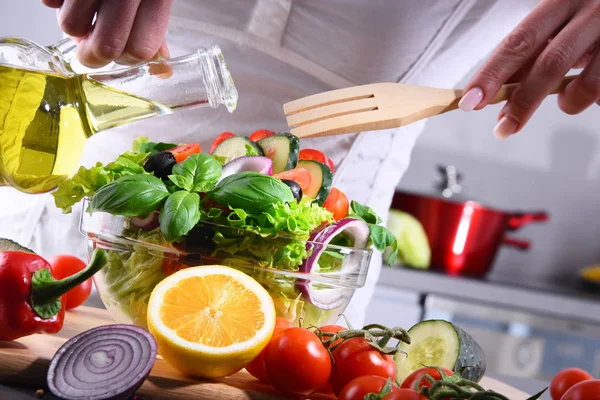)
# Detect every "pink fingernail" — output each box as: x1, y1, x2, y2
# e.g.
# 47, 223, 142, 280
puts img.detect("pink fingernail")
493, 116, 519, 139
458, 87, 484, 112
